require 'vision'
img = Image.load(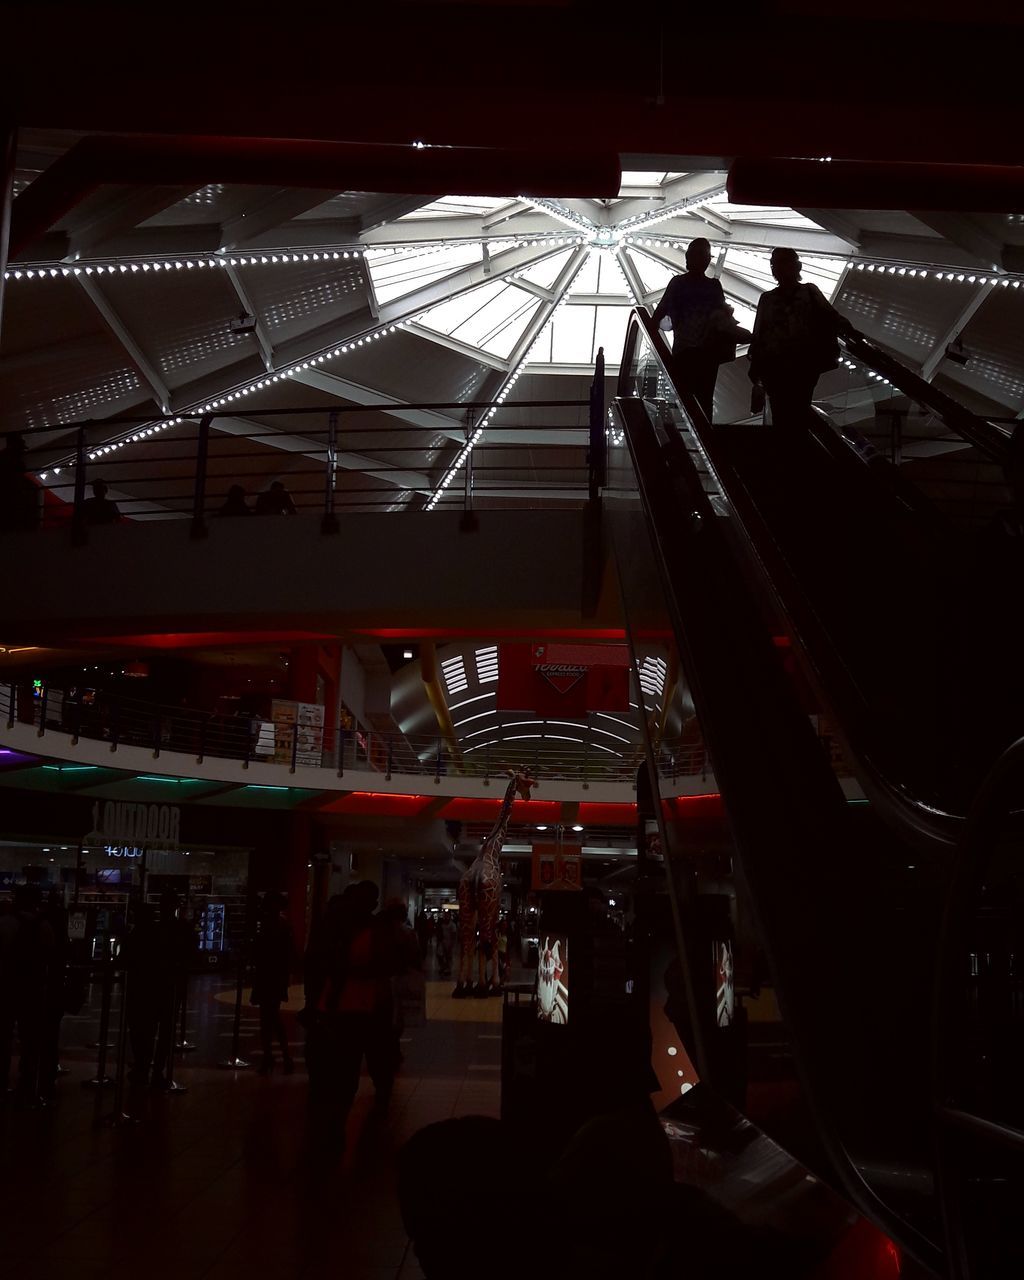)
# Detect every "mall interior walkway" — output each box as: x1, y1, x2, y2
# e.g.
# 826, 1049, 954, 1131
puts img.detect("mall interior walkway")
0, 956, 500, 1280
